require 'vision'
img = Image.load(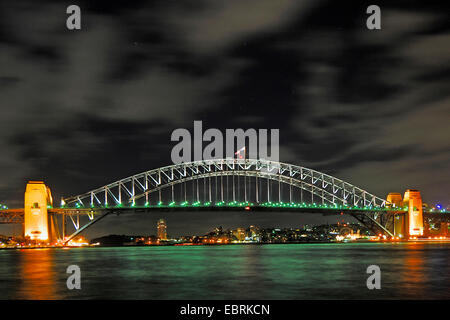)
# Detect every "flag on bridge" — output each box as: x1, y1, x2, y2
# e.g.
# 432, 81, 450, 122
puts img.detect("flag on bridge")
235, 146, 246, 159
